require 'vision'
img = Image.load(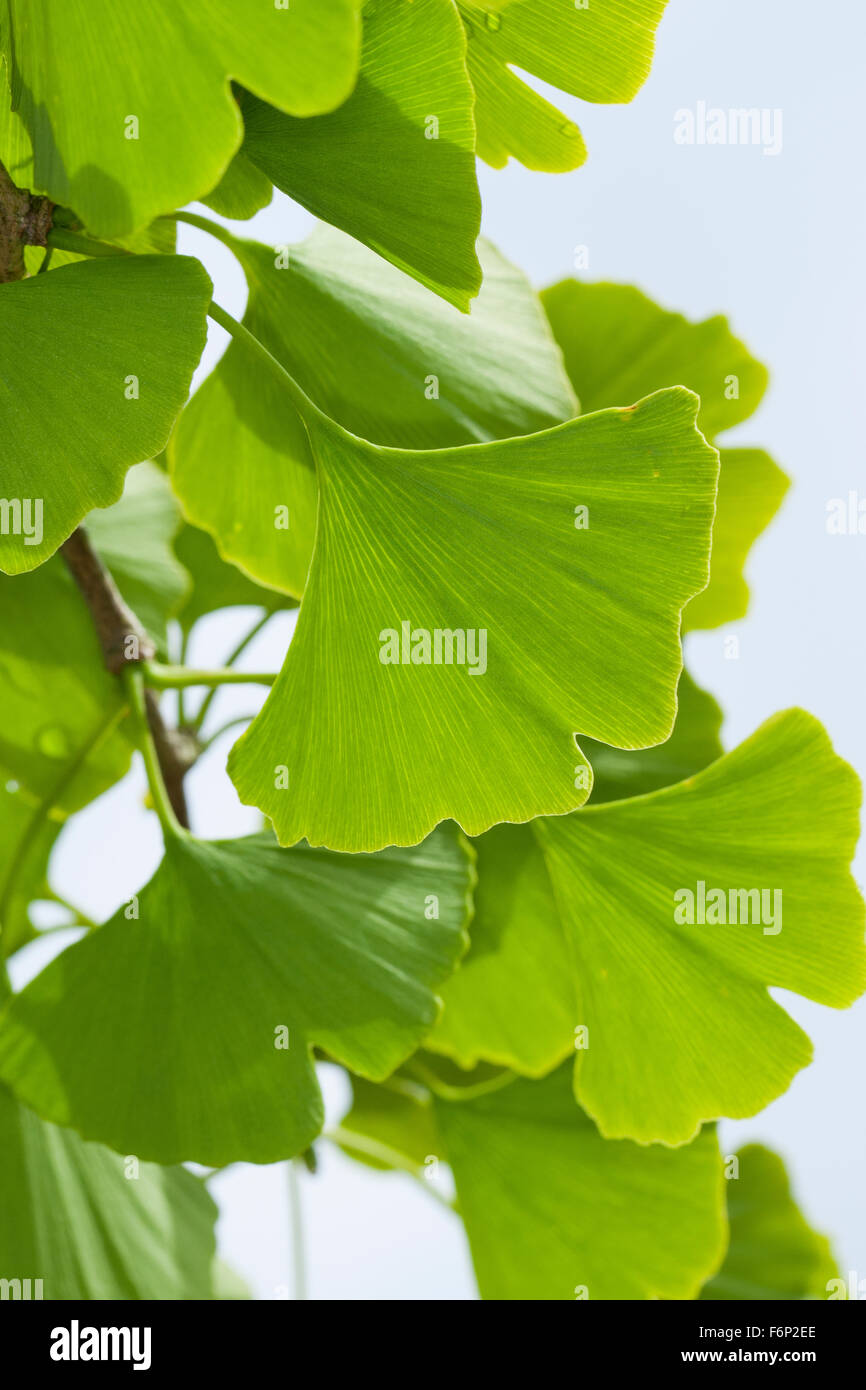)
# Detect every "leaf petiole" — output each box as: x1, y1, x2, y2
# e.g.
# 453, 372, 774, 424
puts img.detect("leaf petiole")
46, 228, 131, 259
44, 890, 99, 931
324, 1127, 457, 1213
206, 300, 344, 438
121, 666, 188, 842
143, 661, 276, 692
